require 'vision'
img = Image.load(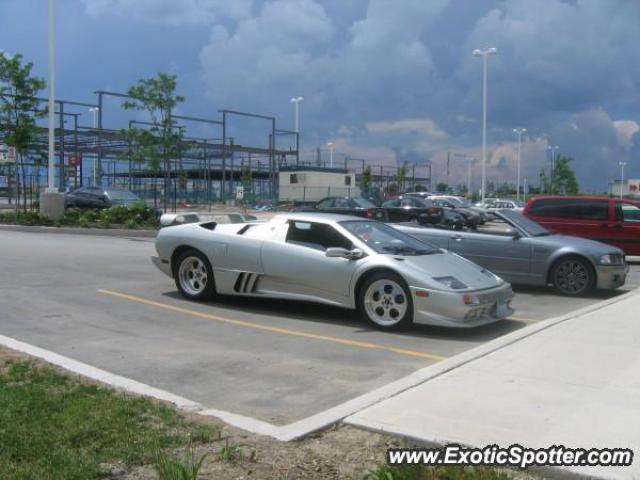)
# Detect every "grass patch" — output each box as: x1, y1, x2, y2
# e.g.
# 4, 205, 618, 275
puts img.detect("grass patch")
365, 464, 514, 480
0, 360, 219, 480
